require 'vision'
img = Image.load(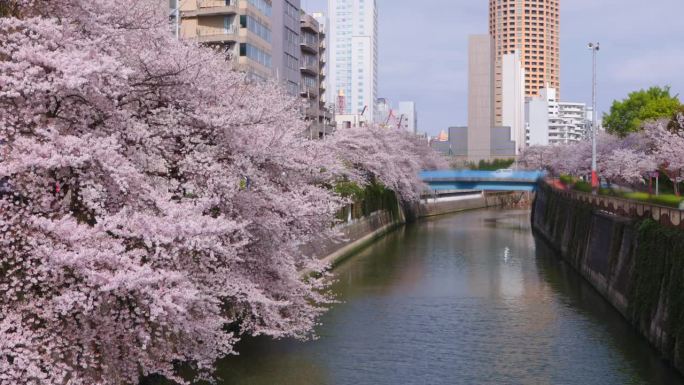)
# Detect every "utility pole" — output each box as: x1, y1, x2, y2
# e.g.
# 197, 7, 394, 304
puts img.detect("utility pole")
175, 4, 180, 39
588, 42, 600, 193
169, 0, 182, 39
